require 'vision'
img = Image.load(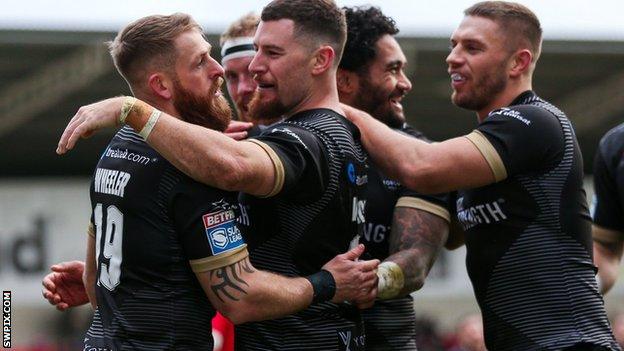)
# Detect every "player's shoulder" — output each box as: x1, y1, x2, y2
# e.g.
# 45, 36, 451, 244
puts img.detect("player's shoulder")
599, 122, 624, 159
397, 123, 428, 141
